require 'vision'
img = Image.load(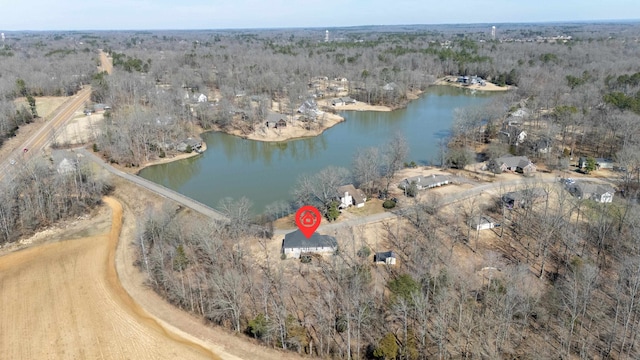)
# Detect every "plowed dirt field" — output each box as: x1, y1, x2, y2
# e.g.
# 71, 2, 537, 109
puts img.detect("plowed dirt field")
0, 198, 219, 360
